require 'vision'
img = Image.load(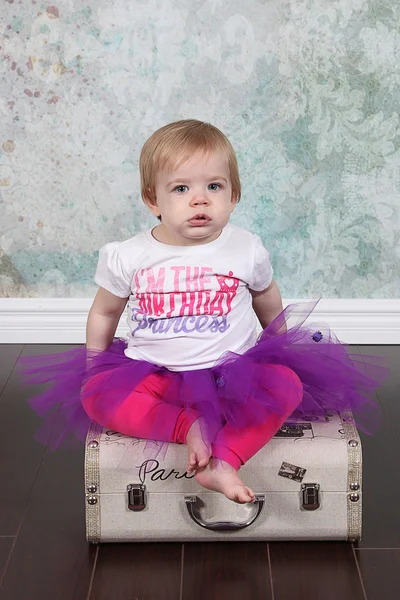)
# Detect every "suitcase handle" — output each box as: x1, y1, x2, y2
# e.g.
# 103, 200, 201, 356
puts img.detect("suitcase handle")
184, 494, 265, 532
